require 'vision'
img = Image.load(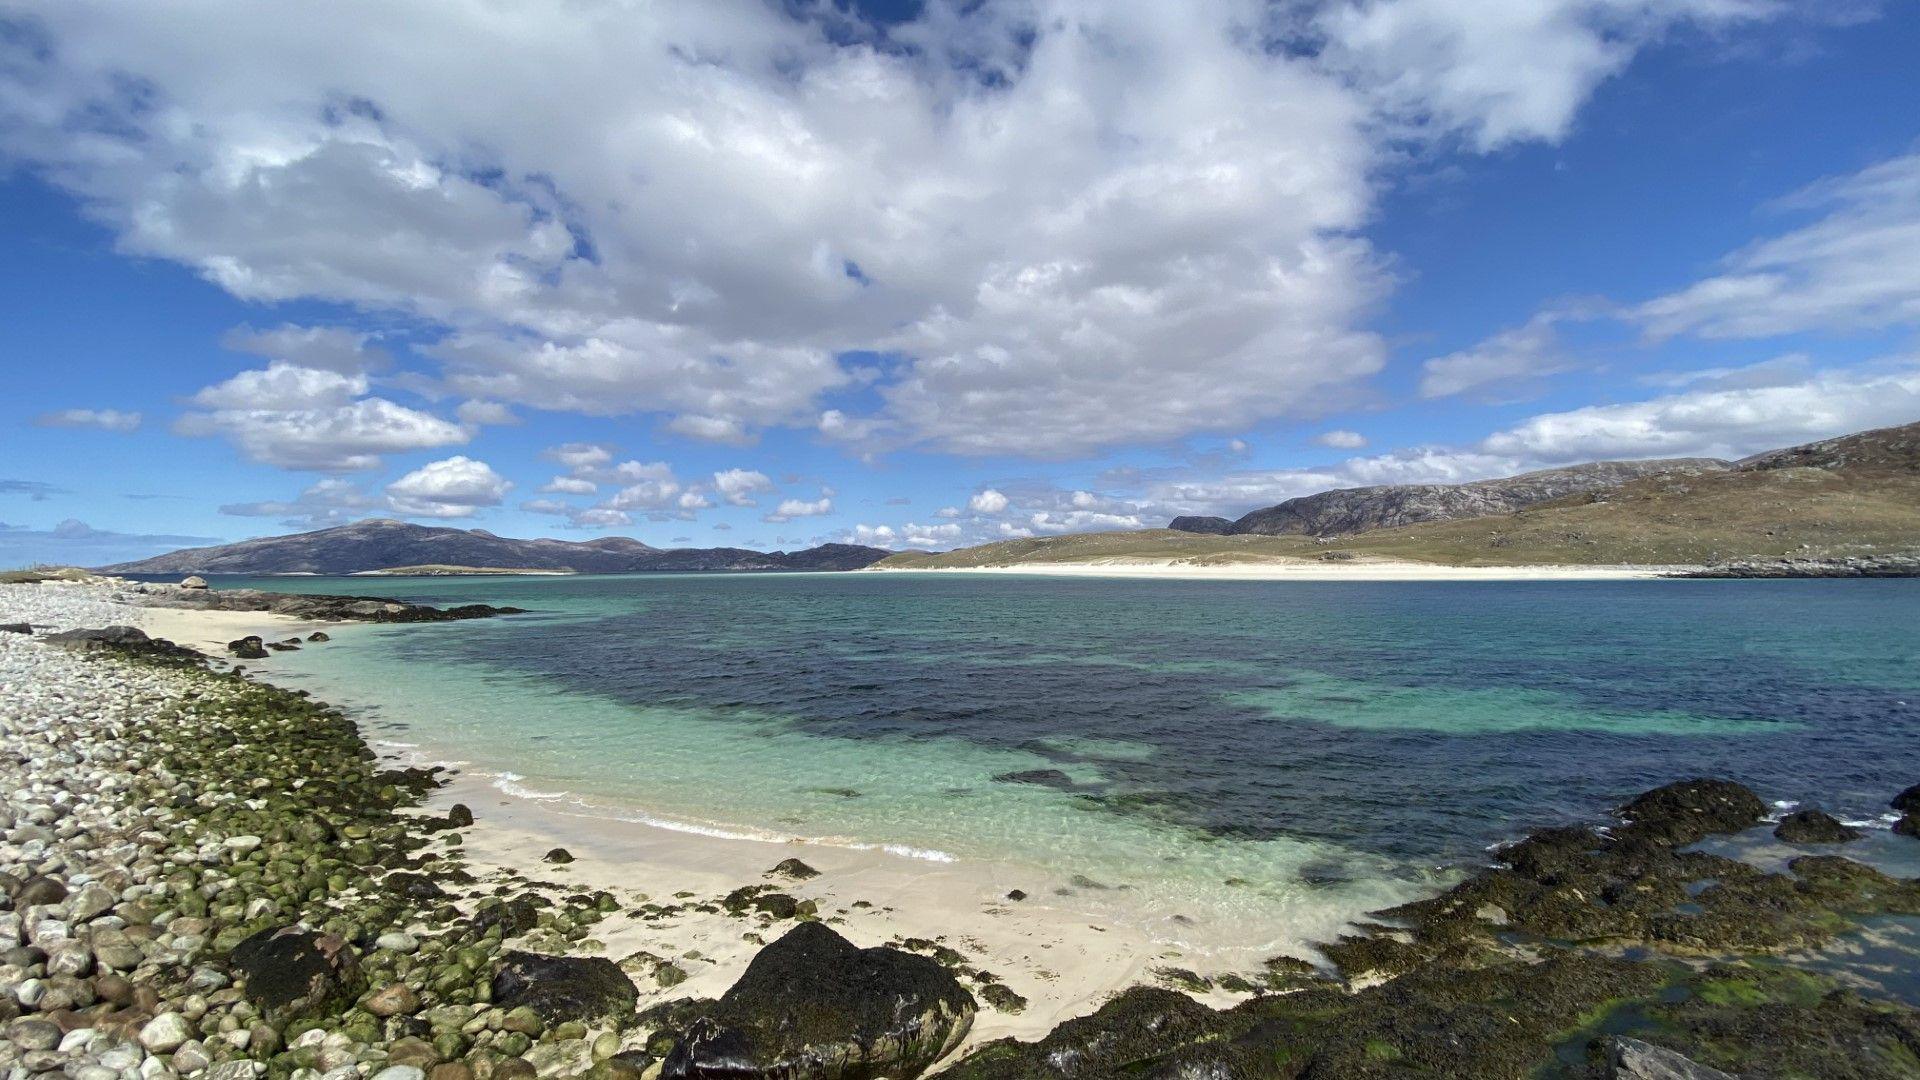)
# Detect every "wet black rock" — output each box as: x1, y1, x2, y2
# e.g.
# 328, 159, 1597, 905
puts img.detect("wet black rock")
0, 622, 29, 634
230, 927, 365, 1023
307, 630, 331, 642
1616, 778, 1767, 846
1772, 807, 1861, 844
228, 636, 270, 660
492, 951, 638, 1026
473, 897, 542, 938
383, 872, 449, 901
447, 803, 475, 827
990, 769, 1077, 789
767, 858, 819, 880
659, 922, 975, 1079
1892, 783, 1920, 813
545, 847, 574, 864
